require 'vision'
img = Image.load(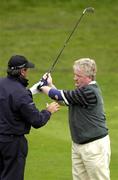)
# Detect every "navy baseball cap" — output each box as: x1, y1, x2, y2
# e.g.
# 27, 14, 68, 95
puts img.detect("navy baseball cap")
8, 55, 35, 70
